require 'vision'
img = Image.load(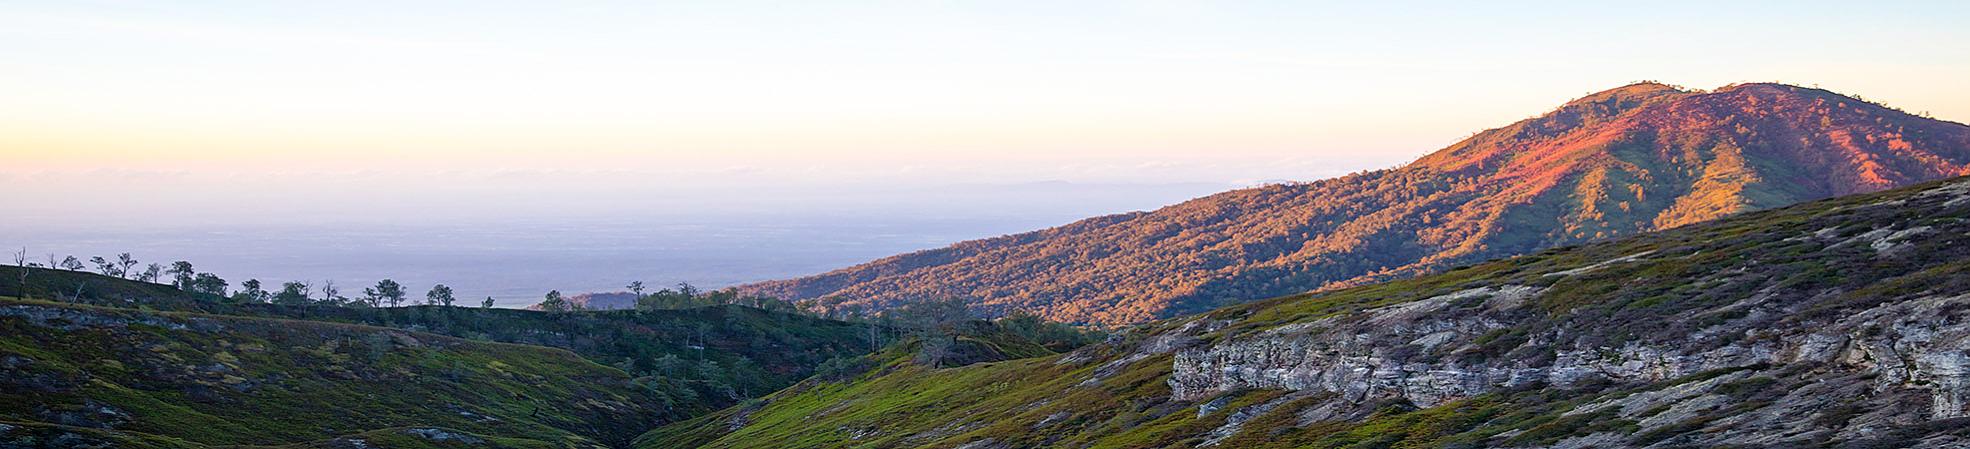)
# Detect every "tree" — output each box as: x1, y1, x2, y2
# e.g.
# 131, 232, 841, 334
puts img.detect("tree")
233, 279, 269, 303
539, 290, 571, 313
90, 256, 116, 276
813, 356, 875, 382
427, 284, 455, 307
867, 314, 887, 352
889, 298, 972, 367
115, 253, 138, 279
190, 273, 228, 297
13, 247, 28, 300
368, 279, 406, 307
627, 281, 646, 300
273, 281, 311, 305
676, 282, 699, 298
137, 263, 163, 283
834, 303, 886, 352
481, 296, 496, 309
994, 309, 1099, 351
892, 297, 971, 330
167, 261, 196, 290
318, 280, 343, 306
916, 332, 955, 368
